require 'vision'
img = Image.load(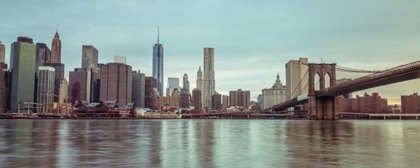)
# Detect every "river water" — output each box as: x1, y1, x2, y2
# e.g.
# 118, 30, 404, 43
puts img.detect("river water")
0, 119, 418, 167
